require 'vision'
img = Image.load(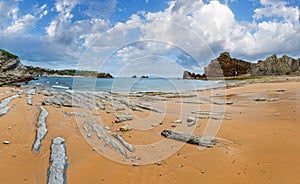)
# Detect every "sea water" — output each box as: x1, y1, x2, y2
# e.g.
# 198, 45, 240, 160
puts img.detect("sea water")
28, 76, 224, 92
